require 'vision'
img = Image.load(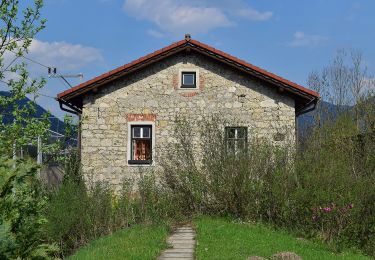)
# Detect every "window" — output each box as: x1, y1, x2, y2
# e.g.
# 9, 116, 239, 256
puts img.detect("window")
128, 125, 152, 165
225, 127, 248, 154
181, 72, 196, 88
